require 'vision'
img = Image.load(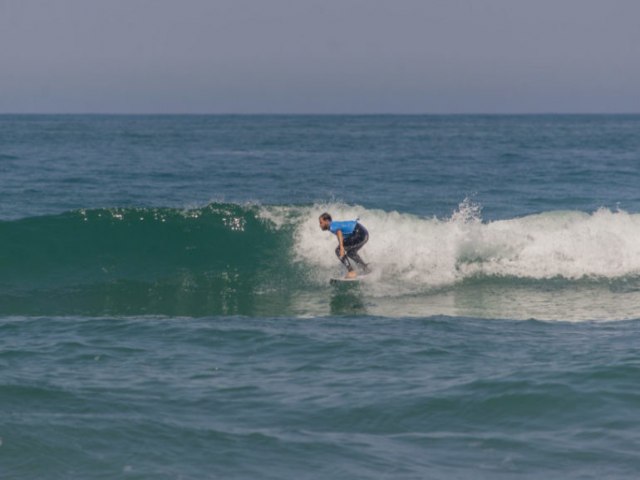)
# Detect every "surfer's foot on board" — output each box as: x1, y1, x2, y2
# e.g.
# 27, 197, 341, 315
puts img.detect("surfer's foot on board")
345, 270, 358, 279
